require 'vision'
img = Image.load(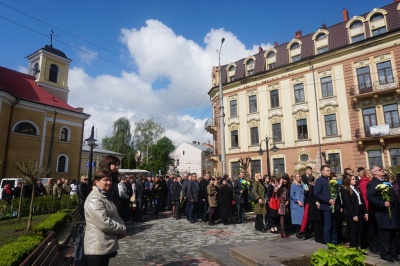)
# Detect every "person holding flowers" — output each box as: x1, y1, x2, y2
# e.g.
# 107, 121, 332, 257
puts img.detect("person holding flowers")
234, 171, 249, 224
367, 165, 400, 263
314, 165, 338, 244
